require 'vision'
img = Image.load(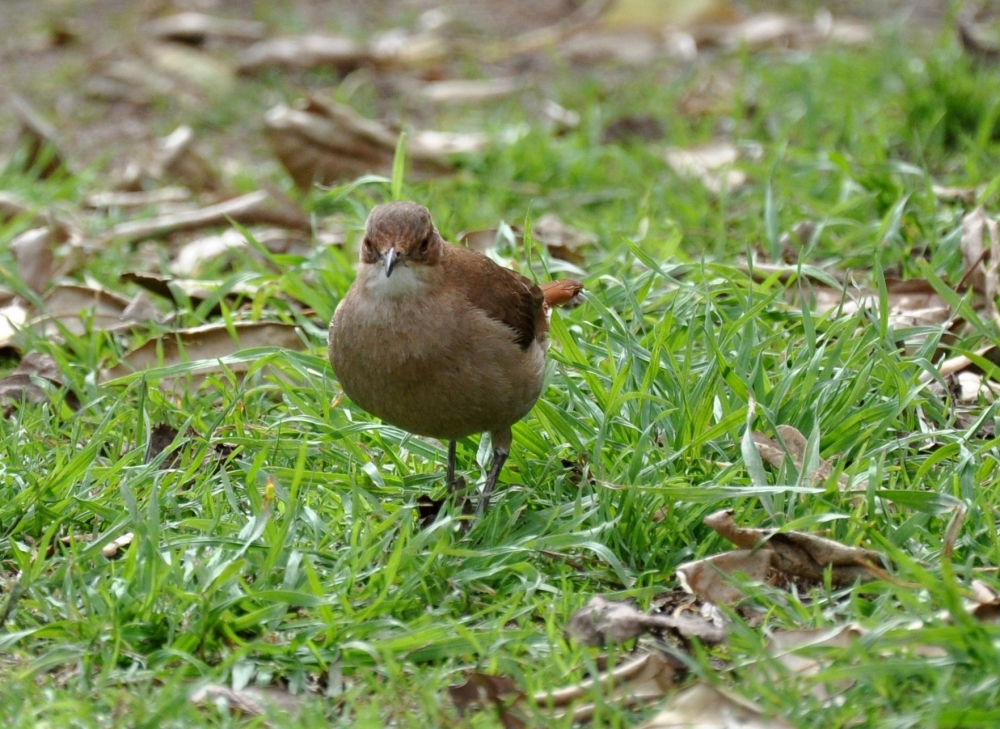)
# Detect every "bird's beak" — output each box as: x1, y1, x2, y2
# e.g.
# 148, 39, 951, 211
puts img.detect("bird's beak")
384, 246, 398, 278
